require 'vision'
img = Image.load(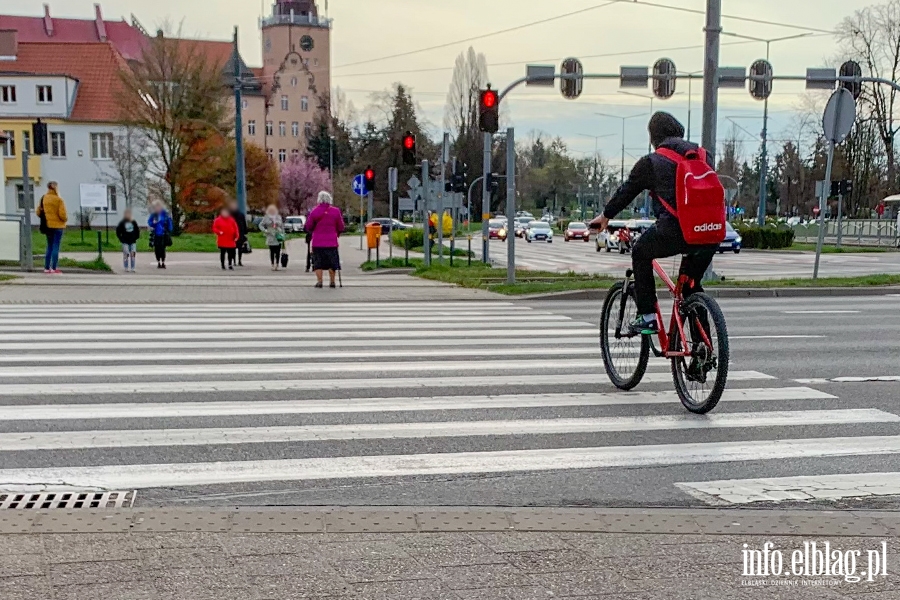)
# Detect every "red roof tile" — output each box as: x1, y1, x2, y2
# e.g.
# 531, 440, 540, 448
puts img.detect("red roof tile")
0, 14, 147, 61
0, 42, 129, 122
